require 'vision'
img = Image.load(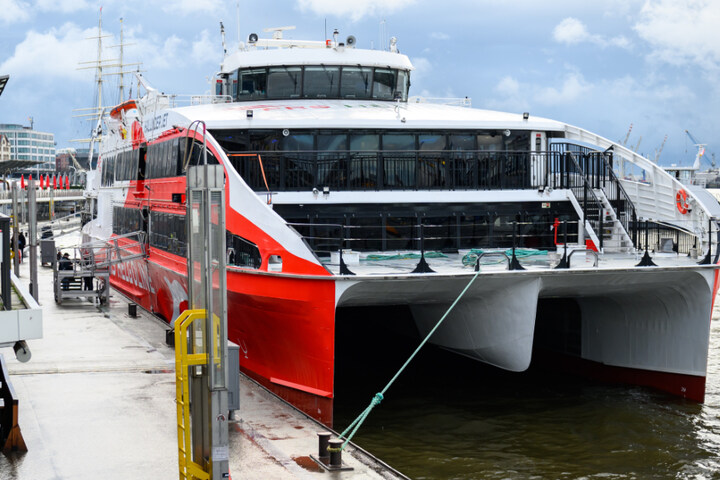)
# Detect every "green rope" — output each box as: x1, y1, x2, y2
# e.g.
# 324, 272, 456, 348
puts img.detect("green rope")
336, 270, 481, 450
461, 248, 547, 266
364, 251, 448, 261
